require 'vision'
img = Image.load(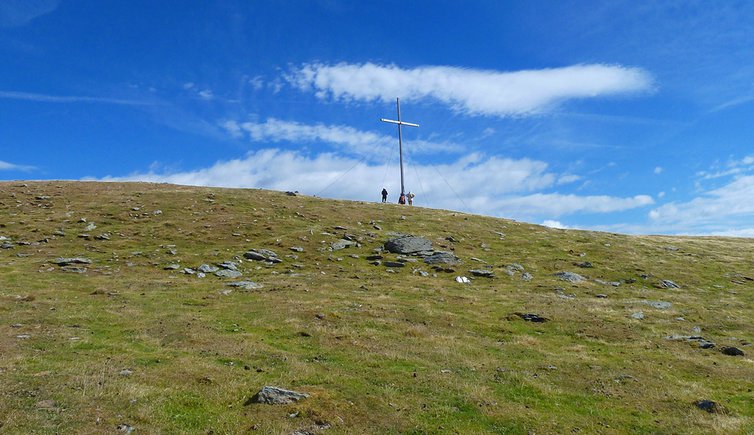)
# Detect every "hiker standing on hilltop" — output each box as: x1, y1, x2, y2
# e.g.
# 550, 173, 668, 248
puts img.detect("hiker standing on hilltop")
407, 191, 415, 205
381, 188, 388, 203
398, 193, 406, 204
